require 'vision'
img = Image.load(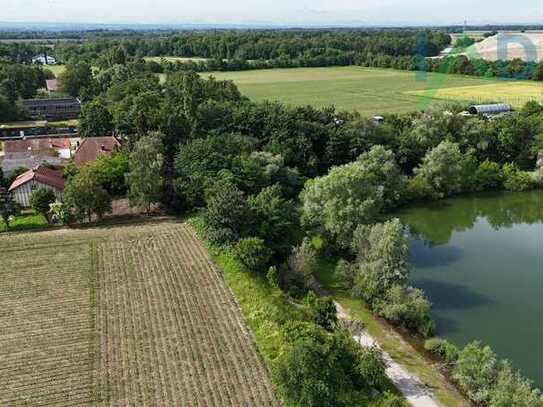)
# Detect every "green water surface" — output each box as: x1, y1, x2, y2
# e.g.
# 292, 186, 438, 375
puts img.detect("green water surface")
396, 190, 543, 387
